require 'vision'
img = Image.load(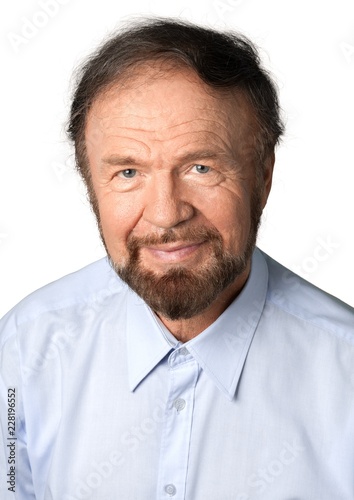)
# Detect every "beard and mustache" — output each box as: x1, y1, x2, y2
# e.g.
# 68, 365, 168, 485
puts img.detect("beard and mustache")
109, 226, 250, 320
98, 187, 263, 321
